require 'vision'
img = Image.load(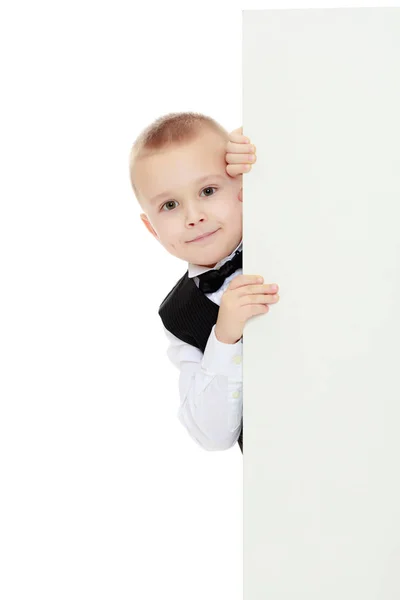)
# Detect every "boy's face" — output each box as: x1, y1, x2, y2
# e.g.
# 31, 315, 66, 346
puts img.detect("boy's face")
133, 128, 243, 268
